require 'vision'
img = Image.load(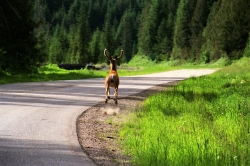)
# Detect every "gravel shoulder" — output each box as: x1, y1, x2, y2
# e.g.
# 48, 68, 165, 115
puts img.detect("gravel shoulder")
76, 81, 179, 166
